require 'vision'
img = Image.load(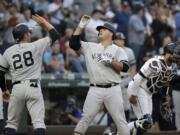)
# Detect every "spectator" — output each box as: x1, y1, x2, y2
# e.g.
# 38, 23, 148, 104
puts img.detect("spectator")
43, 40, 66, 74
113, 1, 132, 38
0, 1, 8, 43
138, 35, 156, 67
128, 2, 145, 70
48, 0, 63, 32
175, 9, 180, 41
61, 95, 82, 125
85, 9, 105, 42
151, 8, 173, 53
59, 27, 73, 57
77, 0, 97, 15
105, 11, 115, 24
23, 8, 36, 28
34, 0, 49, 14
4, 3, 25, 43
65, 41, 86, 73
62, 0, 74, 9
